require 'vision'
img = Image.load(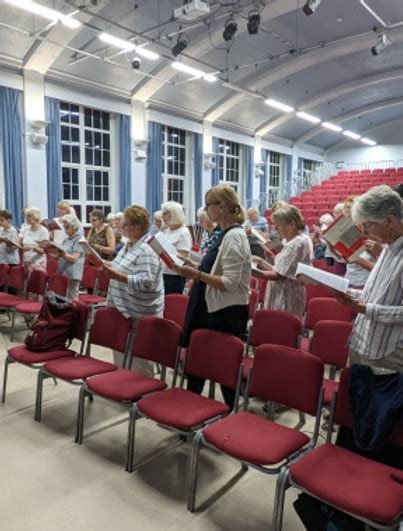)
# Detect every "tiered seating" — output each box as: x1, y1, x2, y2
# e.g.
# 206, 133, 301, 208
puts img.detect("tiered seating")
289, 167, 403, 229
